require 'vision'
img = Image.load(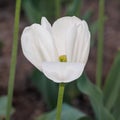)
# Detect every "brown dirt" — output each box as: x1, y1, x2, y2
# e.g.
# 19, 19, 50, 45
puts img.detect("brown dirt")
0, 0, 120, 119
